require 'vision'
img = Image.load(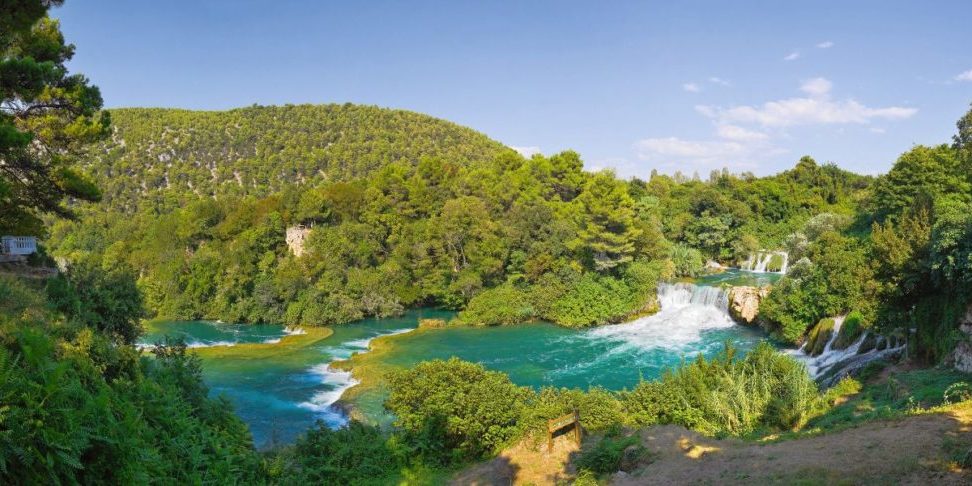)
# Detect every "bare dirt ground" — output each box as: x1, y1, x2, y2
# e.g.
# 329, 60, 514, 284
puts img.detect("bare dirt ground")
451, 433, 581, 486
454, 402, 972, 485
